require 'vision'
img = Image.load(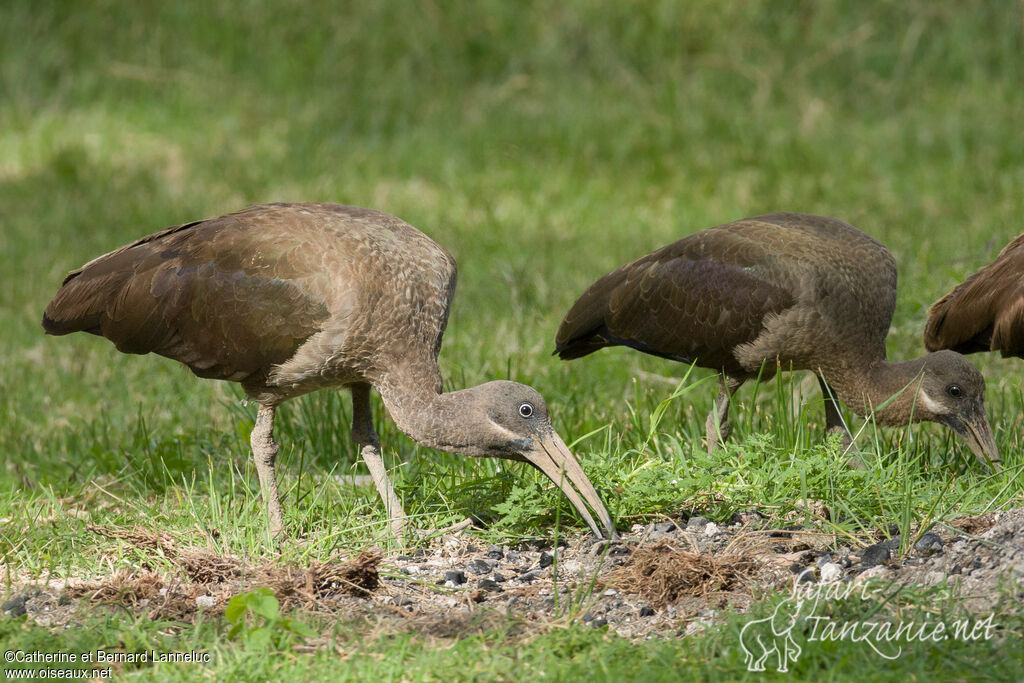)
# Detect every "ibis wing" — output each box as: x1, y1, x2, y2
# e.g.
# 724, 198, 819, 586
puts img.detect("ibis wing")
43, 209, 333, 381
556, 232, 795, 374
925, 234, 1024, 359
